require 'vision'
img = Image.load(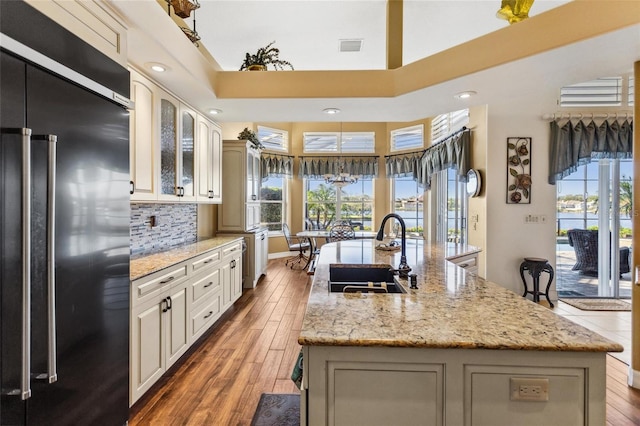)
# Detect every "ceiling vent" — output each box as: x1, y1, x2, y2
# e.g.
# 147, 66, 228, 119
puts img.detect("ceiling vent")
339, 39, 363, 52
